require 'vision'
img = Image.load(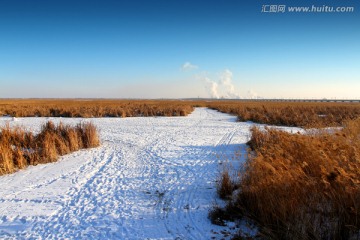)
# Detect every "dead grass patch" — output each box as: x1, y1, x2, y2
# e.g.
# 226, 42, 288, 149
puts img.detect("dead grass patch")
214, 118, 360, 239
0, 99, 195, 118
207, 101, 360, 128
0, 121, 100, 175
